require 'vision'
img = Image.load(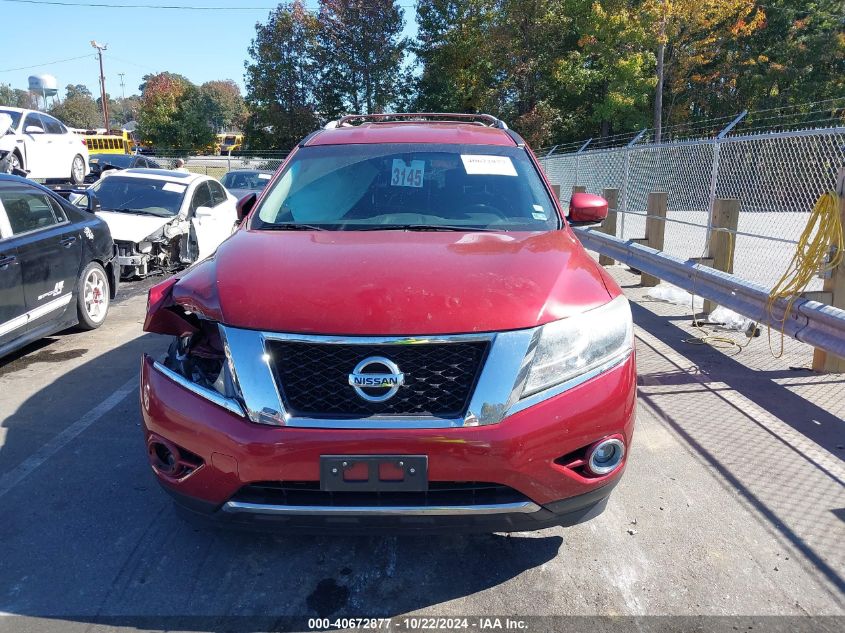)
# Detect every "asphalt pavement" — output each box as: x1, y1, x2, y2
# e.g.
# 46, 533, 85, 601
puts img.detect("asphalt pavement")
0, 268, 843, 632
